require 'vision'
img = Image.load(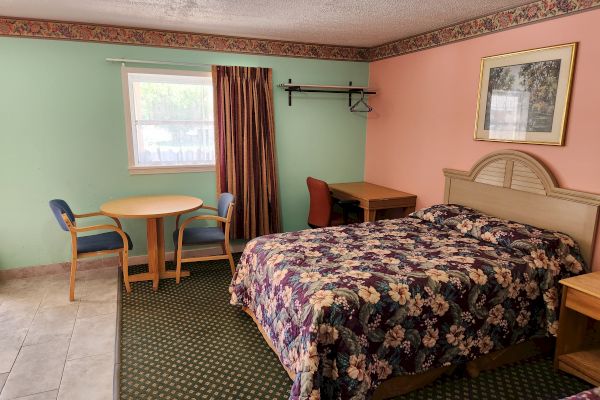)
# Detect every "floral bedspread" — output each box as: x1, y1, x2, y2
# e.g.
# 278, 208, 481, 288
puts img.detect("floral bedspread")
563, 388, 600, 400
229, 204, 584, 400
